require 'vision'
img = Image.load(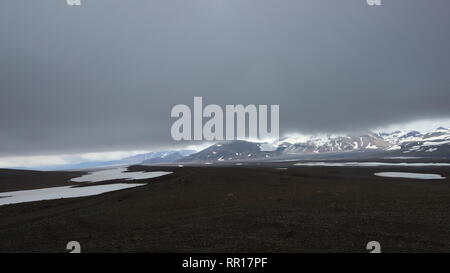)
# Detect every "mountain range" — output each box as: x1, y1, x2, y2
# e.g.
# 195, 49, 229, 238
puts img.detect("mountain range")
178, 127, 450, 163
35, 127, 450, 170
